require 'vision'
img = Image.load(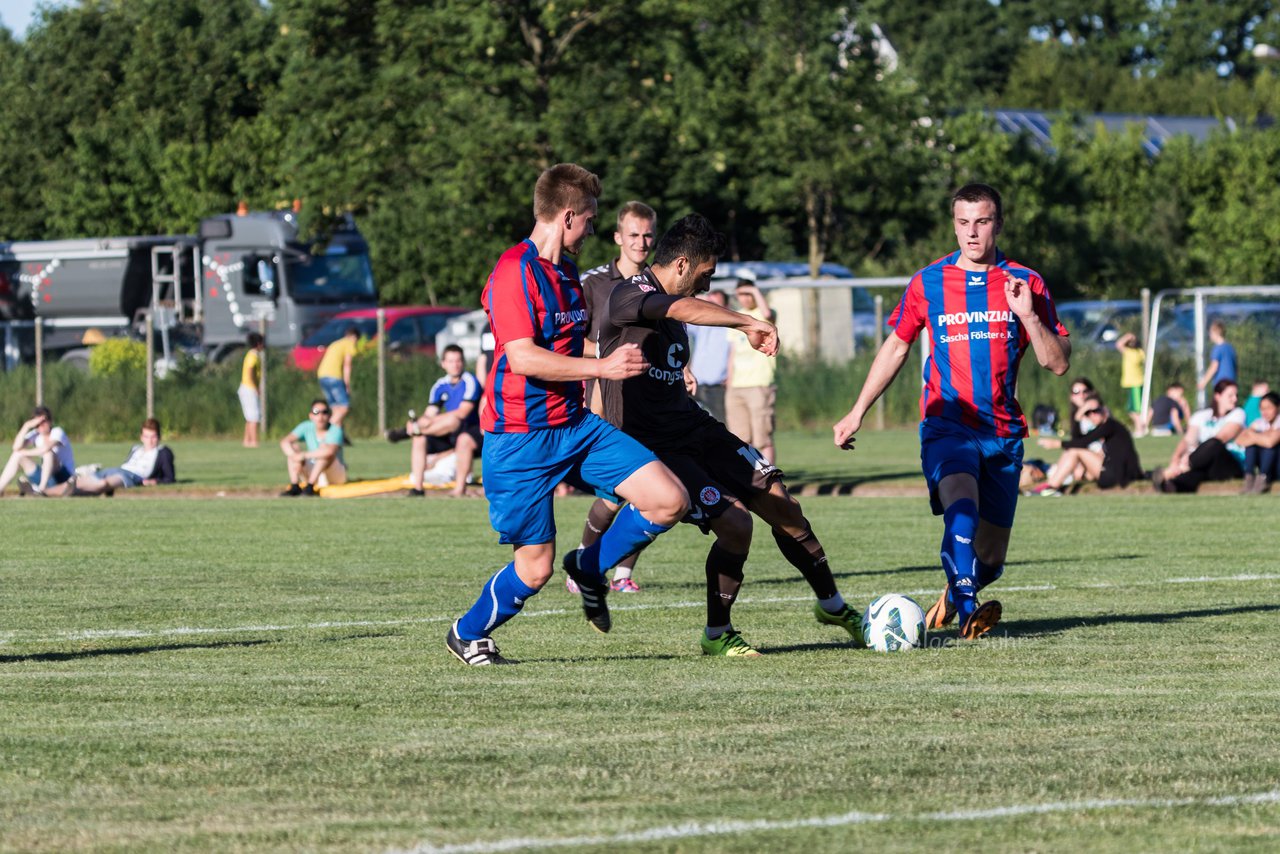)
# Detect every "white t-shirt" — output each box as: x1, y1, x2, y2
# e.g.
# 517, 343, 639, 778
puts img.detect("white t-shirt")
121, 444, 161, 479
24, 426, 75, 473
1248, 414, 1280, 432
1187, 407, 1246, 458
